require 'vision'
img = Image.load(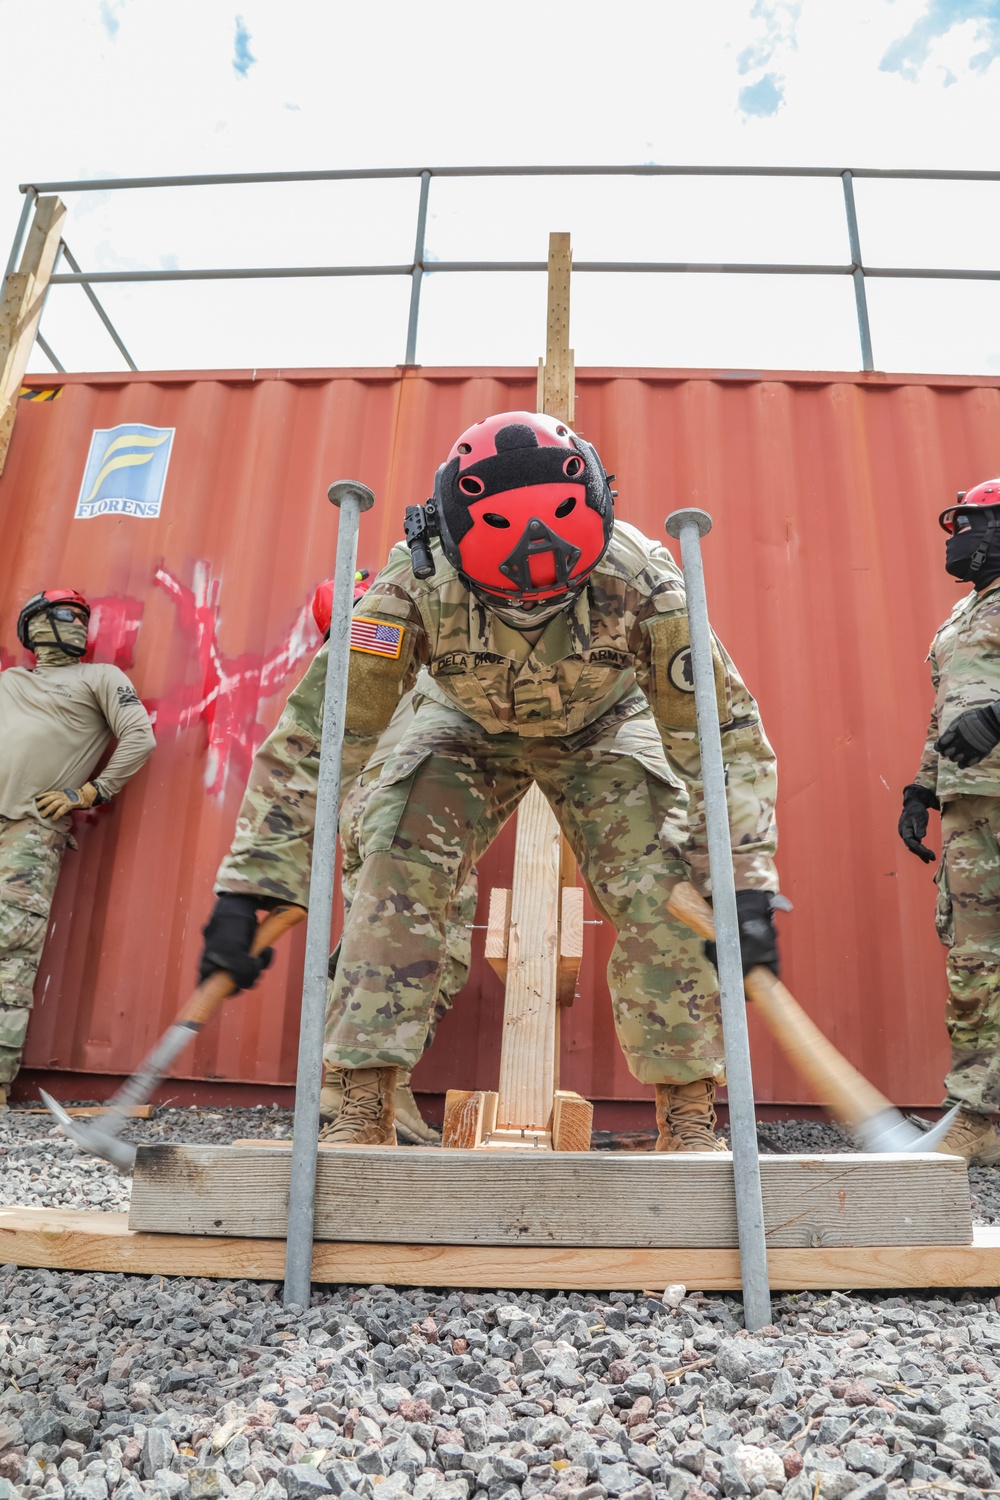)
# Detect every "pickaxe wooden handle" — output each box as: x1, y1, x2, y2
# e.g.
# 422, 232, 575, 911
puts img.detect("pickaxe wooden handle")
666, 882, 926, 1143
179, 901, 307, 1026
42, 901, 307, 1170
